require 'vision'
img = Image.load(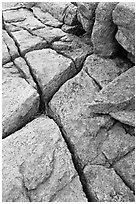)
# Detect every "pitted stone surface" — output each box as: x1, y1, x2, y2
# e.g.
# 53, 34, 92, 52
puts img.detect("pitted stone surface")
2, 62, 39, 138
25, 49, 76, 102
113, 2, 135, 57
83, 165, 134, 202
2, 116, 87, 202
2, 2, 135, 202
